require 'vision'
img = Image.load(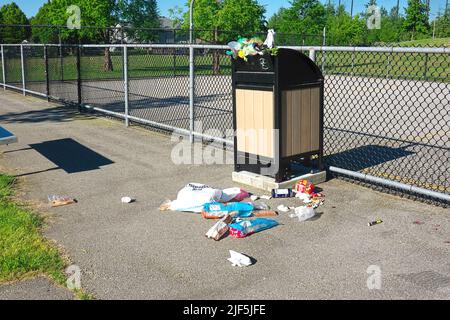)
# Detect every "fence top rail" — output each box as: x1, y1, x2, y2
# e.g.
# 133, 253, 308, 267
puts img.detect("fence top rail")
281, 45, 450, 54
1, 43, 449, 54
